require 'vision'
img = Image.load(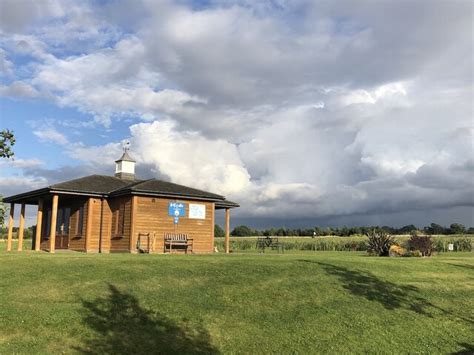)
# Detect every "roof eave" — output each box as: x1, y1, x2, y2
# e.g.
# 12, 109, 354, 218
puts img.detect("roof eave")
215, 200, 240, 209
111, 189, 225, 202
3, 188, 107, 204
3, 188, 51, 203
